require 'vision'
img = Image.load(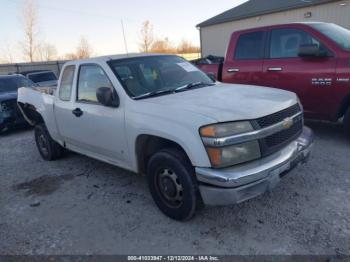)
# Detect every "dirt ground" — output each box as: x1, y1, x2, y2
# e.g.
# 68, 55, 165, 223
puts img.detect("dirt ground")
1, 121, 349, 255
